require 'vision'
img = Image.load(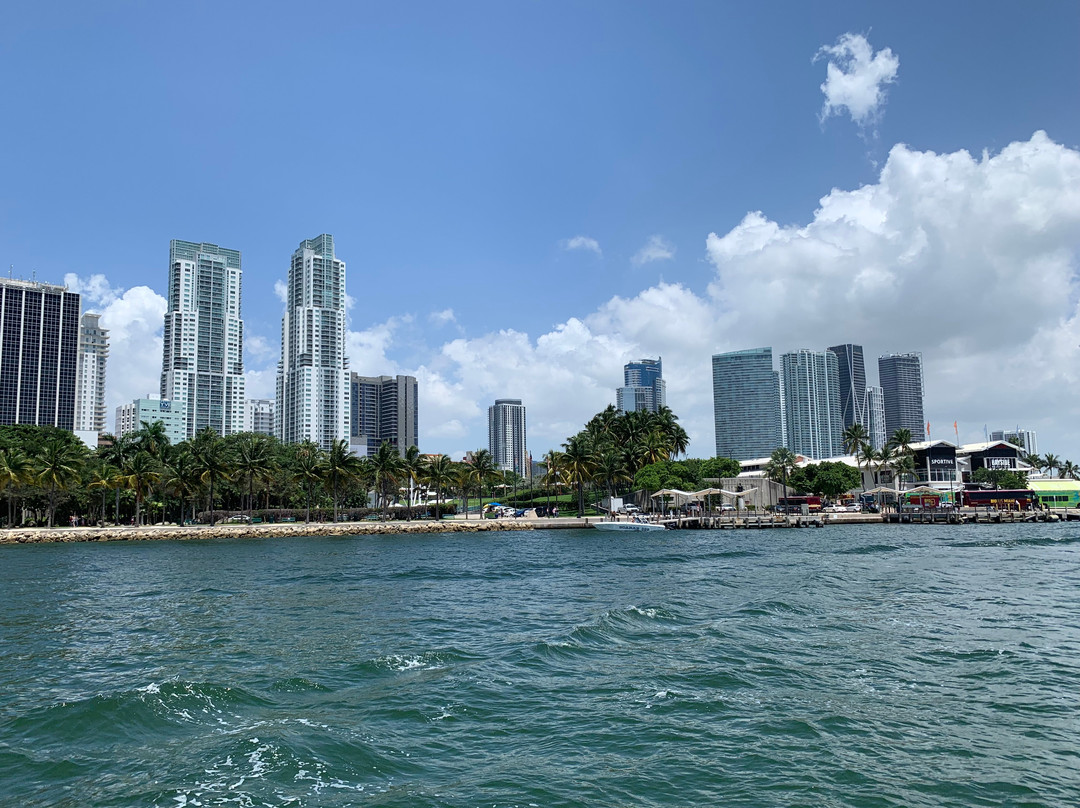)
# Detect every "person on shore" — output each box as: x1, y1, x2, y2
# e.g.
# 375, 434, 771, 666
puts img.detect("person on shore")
553, 506, 559, 518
